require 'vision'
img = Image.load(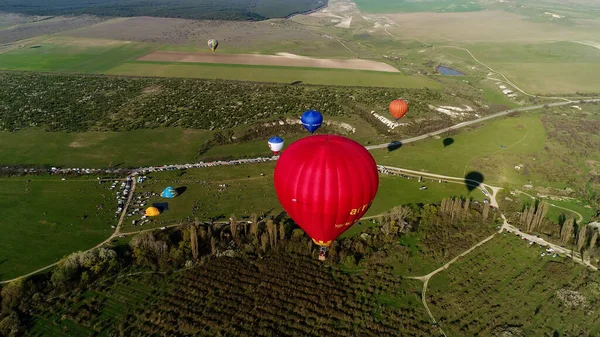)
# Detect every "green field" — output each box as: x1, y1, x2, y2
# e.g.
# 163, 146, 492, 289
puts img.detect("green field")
121, 163, 486, 233
545, 199, 596, 224
122, 163, 281, 232
374, 109, 600, 196
0, 128, 212, 168
106, 61, 442, 89
0, 38, 153, 73
428, 234, 600, 336
25, 274, 171, 337
373, 113, 547, 186
23, 255, 434, 337
353, 0, 483, 13
440, 41, 600, 94
0, 176, 115, 281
